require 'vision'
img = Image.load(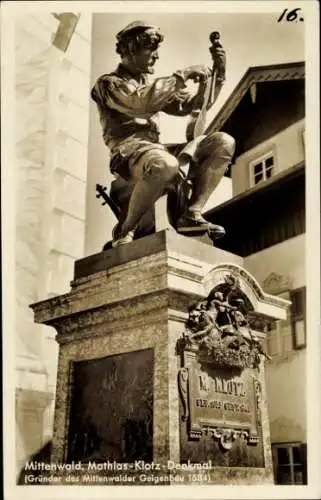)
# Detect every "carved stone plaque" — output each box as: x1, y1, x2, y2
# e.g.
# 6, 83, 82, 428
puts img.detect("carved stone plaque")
186, 350, 260, 442
179, 349, 264, 466
67, 348, 154, 462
